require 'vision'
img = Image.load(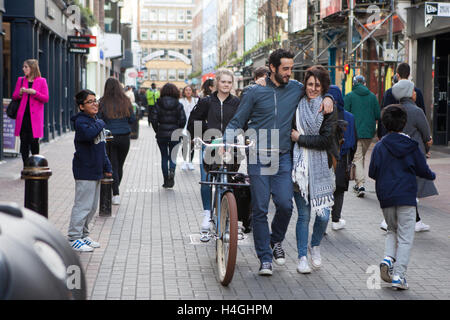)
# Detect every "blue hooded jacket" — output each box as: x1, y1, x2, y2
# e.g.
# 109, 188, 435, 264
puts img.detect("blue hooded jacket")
71, 112, 112, 181
369, 132, 435, 208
